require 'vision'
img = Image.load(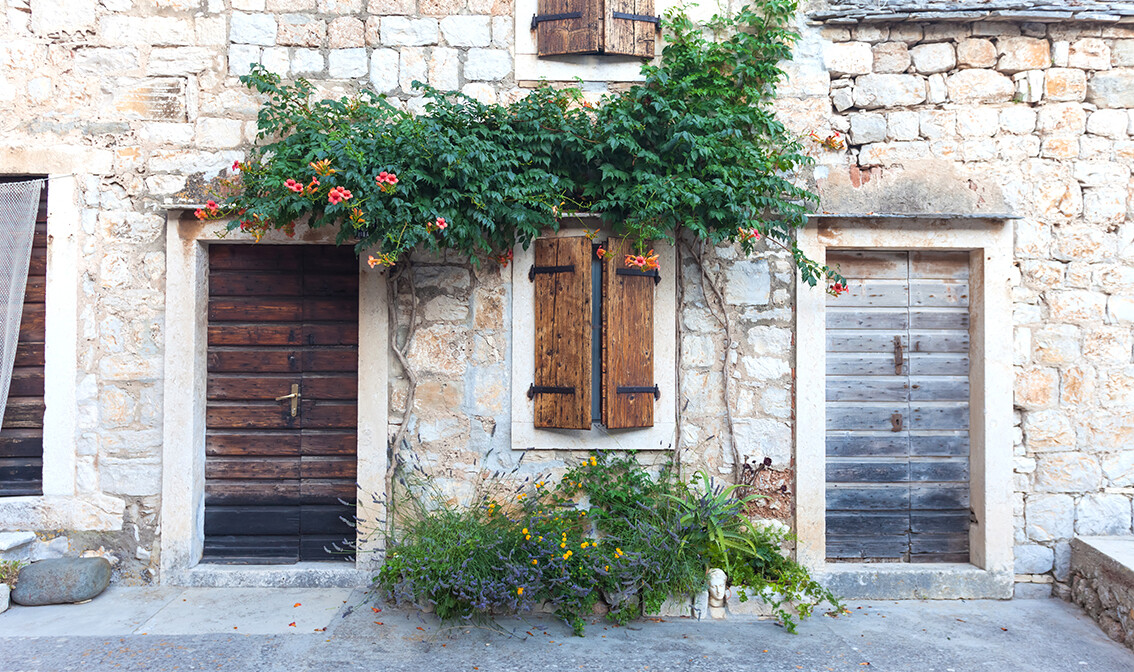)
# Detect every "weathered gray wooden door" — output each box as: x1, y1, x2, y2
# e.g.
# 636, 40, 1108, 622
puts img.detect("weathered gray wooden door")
825, 251, 971, 563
